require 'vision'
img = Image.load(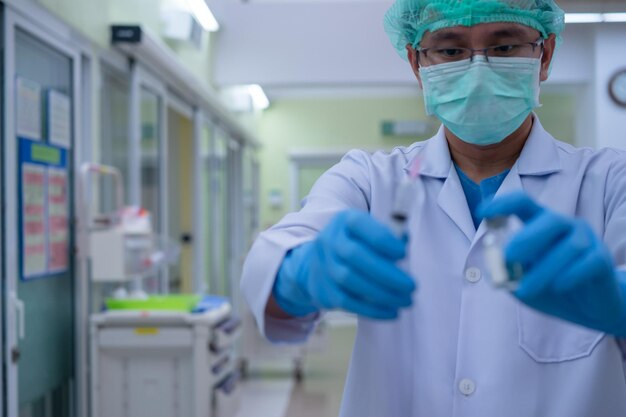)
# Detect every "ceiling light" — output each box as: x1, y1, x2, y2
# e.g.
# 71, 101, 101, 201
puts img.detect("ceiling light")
186, 0, 219, 32
603, 13, 626, 23
565, 13, 603, 24
566, 13, 626, 24
248, 85, 270, 110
